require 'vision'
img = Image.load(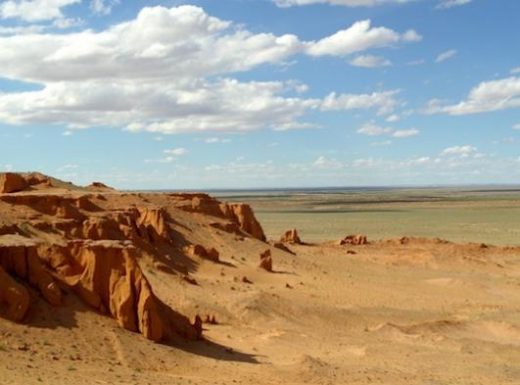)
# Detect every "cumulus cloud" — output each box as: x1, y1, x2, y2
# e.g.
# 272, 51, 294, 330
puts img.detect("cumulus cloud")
0, 0, 80, 22
511, 67, 520, 75
426, 76, 520, 115
321, 90, 401, 115
357, 121, 419, 138
274, 0, 415, 7
0, 6, 416, 133
90, 0, 120, 15
392, 128, 419, 138
441, 145, 477, 157
357, 122, 392, 136
306, 20, 420, 57
435, 49, 457, 63
349, 54, 391, 68
513, 124, 520, 130
436, 0, 472, 10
